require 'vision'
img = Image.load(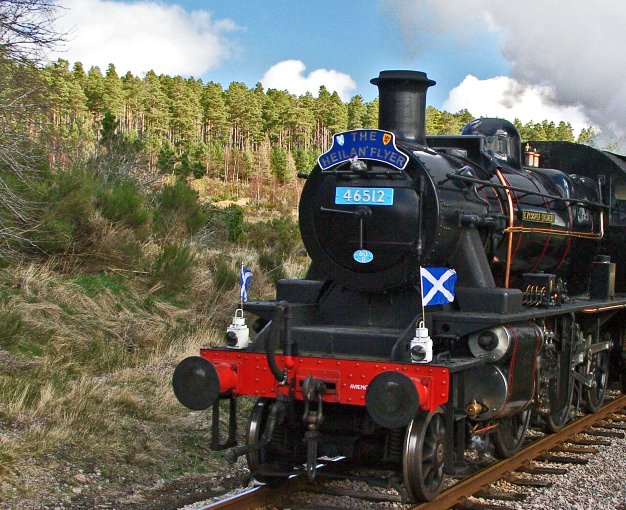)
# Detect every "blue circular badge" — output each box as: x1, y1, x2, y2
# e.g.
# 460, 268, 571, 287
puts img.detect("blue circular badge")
353, 249, 374, 264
